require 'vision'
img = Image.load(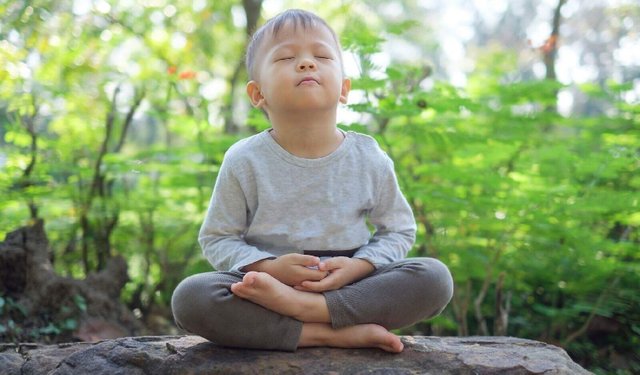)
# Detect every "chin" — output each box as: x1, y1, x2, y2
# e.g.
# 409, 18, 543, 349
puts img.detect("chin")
280, 101, 330, 110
